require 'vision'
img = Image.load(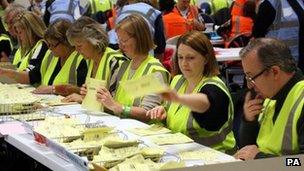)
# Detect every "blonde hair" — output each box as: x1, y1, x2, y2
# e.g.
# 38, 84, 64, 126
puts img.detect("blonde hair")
13, 11, 46, 54
66, 16, 109, 54
115, 14, 155, 56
